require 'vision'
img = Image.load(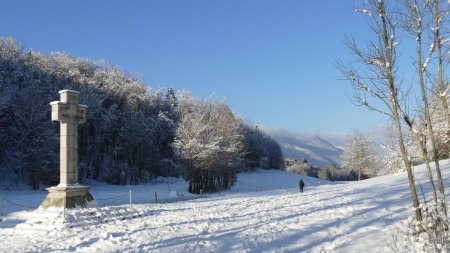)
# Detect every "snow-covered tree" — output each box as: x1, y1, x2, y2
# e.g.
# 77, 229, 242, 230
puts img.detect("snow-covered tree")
174, 92, 244, 193
242, 125, 284, 170
380, 124, 406, 175
0, 36, 284, 190
285, 159, 313, 176
429, 92, 450, 159
318, 166, 332, 180
0, 37, 182, 187
340, 130, 378, 180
